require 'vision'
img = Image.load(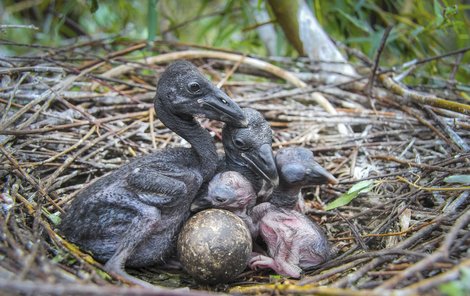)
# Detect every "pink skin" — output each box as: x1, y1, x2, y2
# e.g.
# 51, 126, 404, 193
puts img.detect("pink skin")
196, 170, 331, 278
193, 171, 258, 236
249, 202, 329, 278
